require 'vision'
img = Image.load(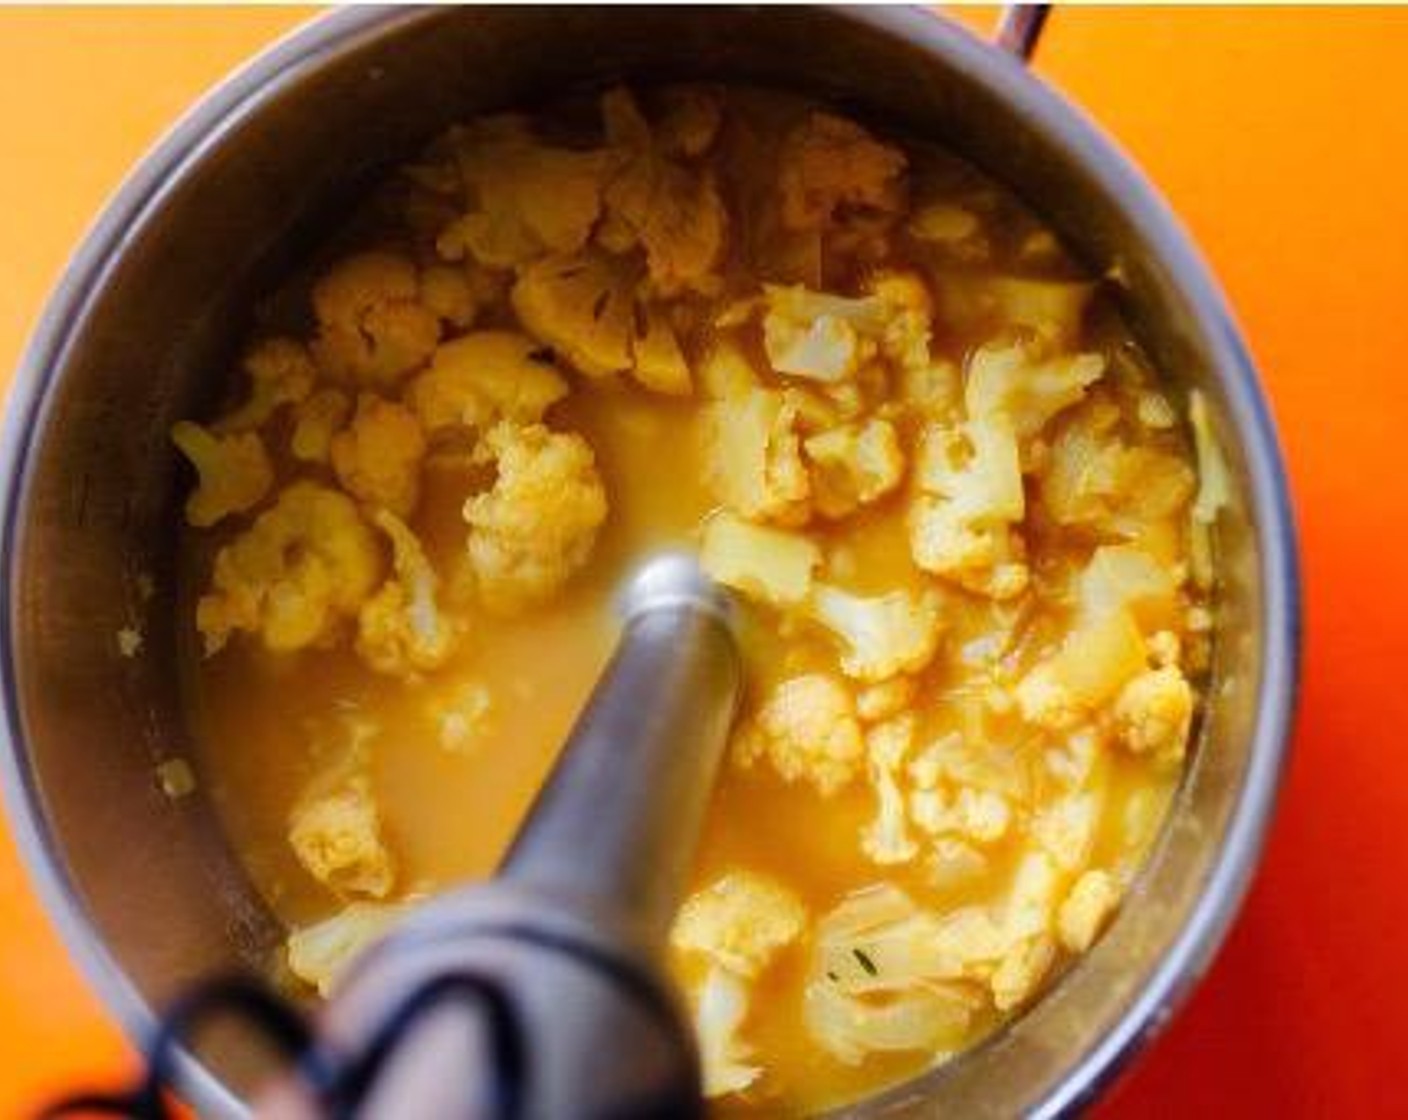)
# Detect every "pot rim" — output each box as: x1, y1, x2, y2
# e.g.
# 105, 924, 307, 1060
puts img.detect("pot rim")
0, 6, 1301, 1117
